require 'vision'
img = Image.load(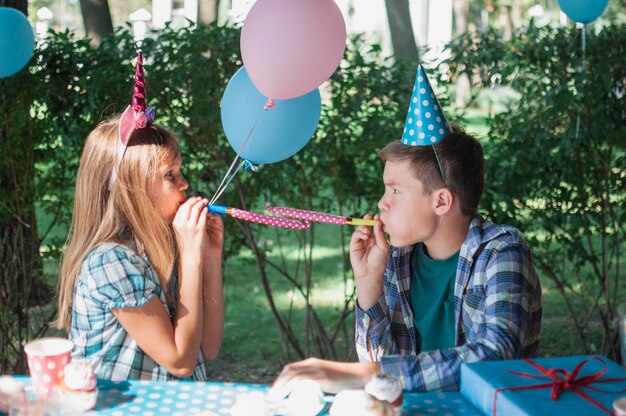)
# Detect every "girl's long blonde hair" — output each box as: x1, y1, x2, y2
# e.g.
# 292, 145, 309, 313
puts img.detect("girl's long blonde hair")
56, 115, 180, 331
